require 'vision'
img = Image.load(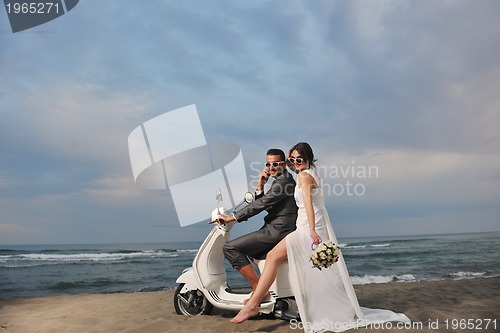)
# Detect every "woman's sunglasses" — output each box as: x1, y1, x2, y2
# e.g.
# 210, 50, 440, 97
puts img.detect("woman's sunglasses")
265, 161, 284, 168
288, 157, 304, 164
